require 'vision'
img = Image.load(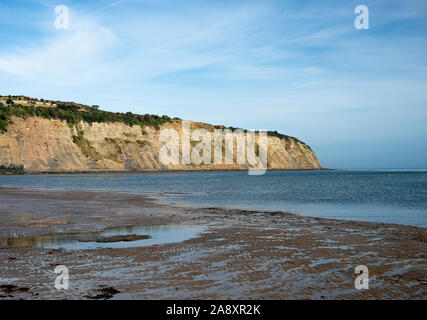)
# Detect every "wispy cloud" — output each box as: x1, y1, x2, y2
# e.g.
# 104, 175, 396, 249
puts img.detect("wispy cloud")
0, 9, 115, 76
